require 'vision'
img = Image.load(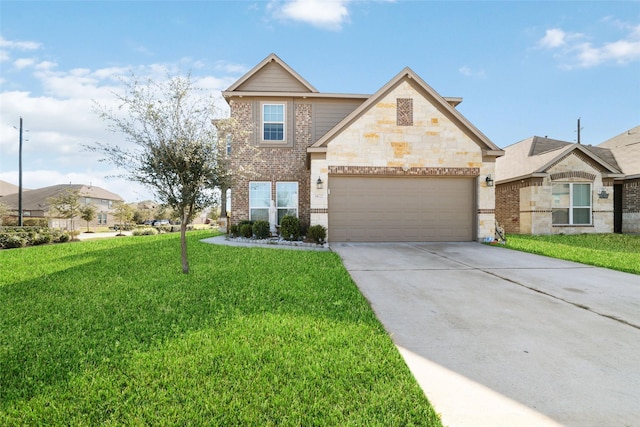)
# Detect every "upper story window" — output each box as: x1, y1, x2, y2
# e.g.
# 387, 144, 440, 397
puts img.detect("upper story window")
552, 183, 592, 225
263, 104, 285, 141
